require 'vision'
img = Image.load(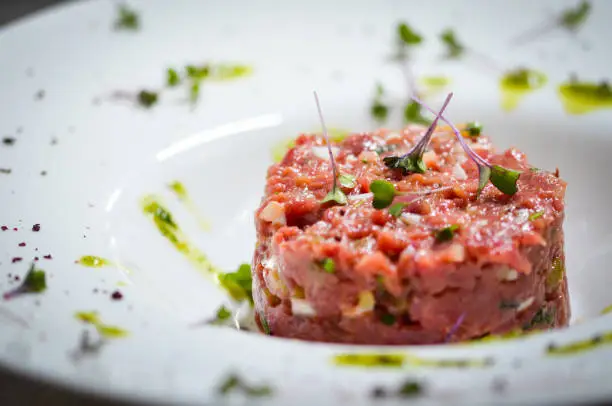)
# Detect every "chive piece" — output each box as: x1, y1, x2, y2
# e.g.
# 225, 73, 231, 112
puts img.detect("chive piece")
380, 313, 396, 325
314, 91, 347, 206
137, 90, 158, 108
397, 380, 423, 397
397, 23, 423, 46
166, 68, 180, 87
321, 258, 336, 273
388, 202, 407, 217
370, 180, 397, 209
259, 312, 271, 335
114, 4, 139, 31
440, 28, 465, 58
385, 93, 453, 175
528, 210, 544, 221
338, 173, 357, 188
404, 101, 431, 125
465, 121, 482, 137
434, 224, 459, 243
217, 263, 253, 304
